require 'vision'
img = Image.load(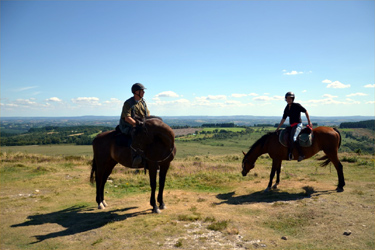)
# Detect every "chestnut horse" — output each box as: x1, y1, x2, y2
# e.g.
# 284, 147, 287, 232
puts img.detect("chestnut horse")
90, 117, 176, 213
242, 127, 345, 192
